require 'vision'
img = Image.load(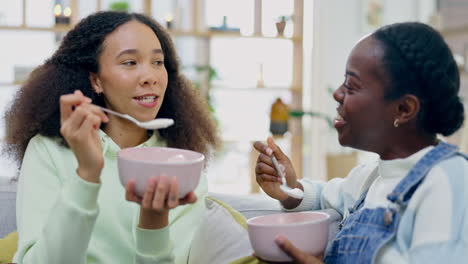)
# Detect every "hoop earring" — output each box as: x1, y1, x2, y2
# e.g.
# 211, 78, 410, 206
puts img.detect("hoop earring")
393, 118, 399, 128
